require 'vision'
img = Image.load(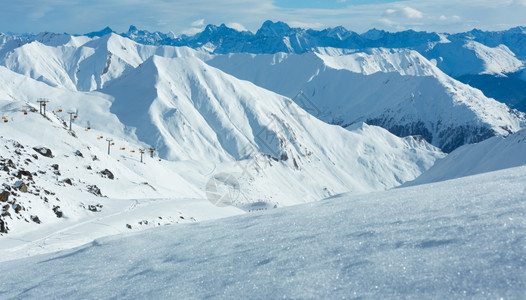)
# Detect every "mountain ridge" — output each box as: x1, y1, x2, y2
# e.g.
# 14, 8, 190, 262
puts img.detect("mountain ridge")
1, 30, 524, 153
3, 21, 524, 110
